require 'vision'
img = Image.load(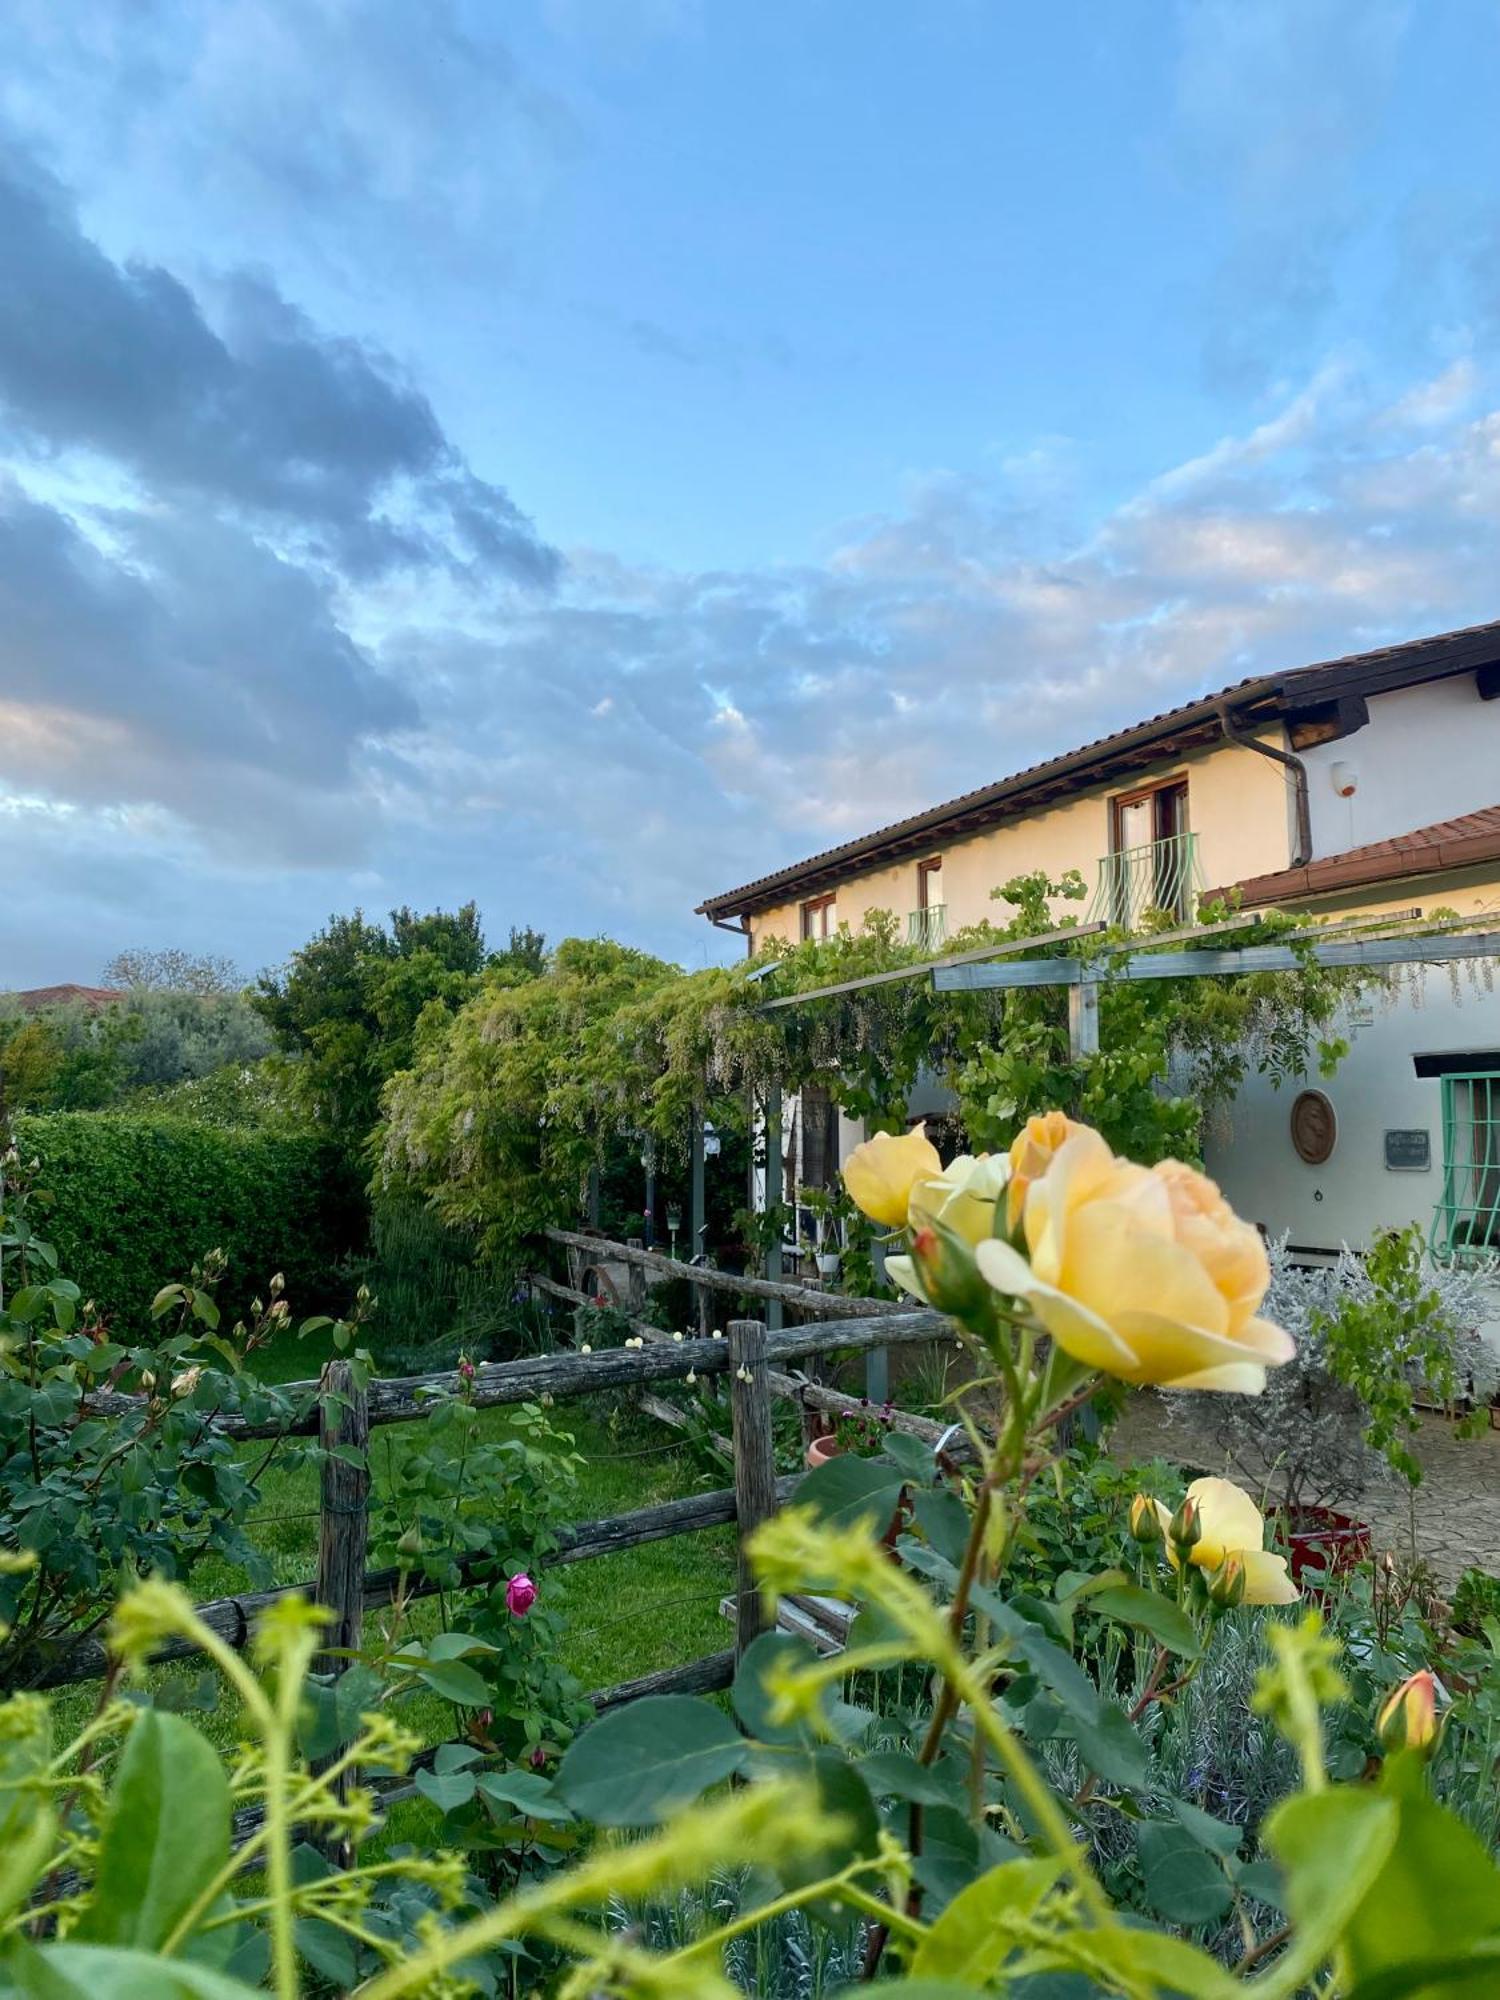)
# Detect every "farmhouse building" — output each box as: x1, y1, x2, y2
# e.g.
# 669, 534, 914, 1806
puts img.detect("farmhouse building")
697, 619, 1500, 1264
